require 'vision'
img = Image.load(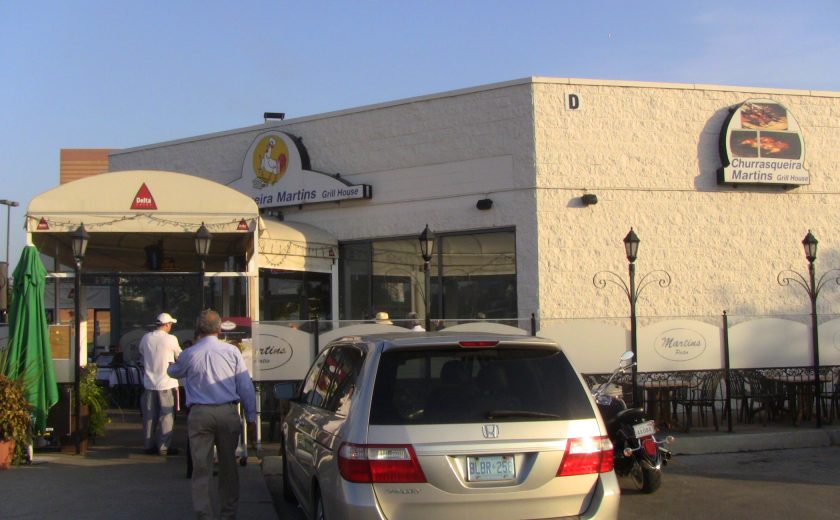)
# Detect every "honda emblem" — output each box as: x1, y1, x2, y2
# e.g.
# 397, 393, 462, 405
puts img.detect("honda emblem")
481, 424, 499, 439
